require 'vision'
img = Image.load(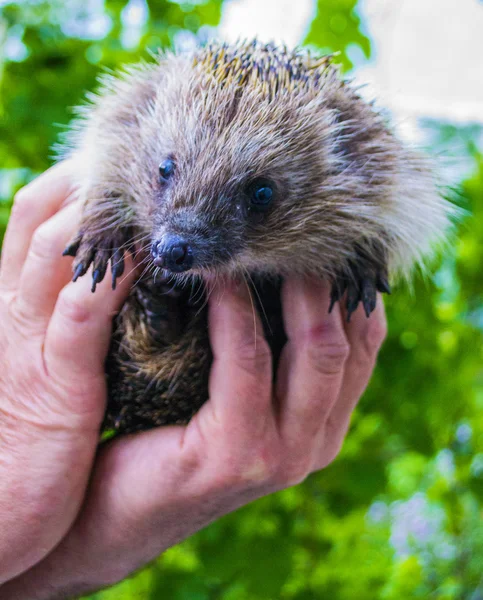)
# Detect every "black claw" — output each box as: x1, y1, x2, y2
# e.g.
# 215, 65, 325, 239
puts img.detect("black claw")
65, 227, 132, 290
376, 275, 391, 295
72, 263, 85, 282
91, 251, 109, 292
111, 250, 125, 291
346, 283, 361, 322
62, 240, 81, 257
330, 241, 390, 320
91, 267, 107, 293
361, 278, 377, 317
91, 269, 100, 293
362, 296, 377, 317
